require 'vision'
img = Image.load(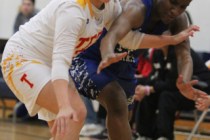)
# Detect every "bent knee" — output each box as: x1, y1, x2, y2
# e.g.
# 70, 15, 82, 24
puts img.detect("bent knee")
107, 103, 128, 118
76, 106, 87, 123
